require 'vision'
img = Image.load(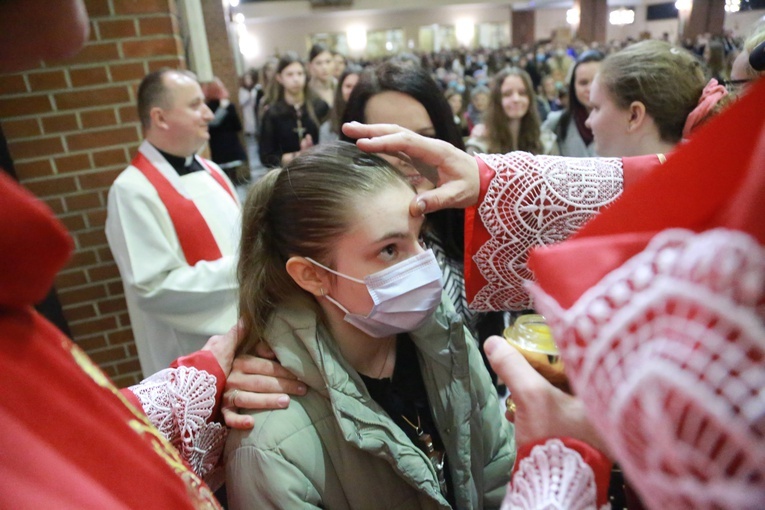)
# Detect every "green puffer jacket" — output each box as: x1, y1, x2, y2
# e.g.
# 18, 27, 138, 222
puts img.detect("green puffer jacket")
224, 296, 515, 509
